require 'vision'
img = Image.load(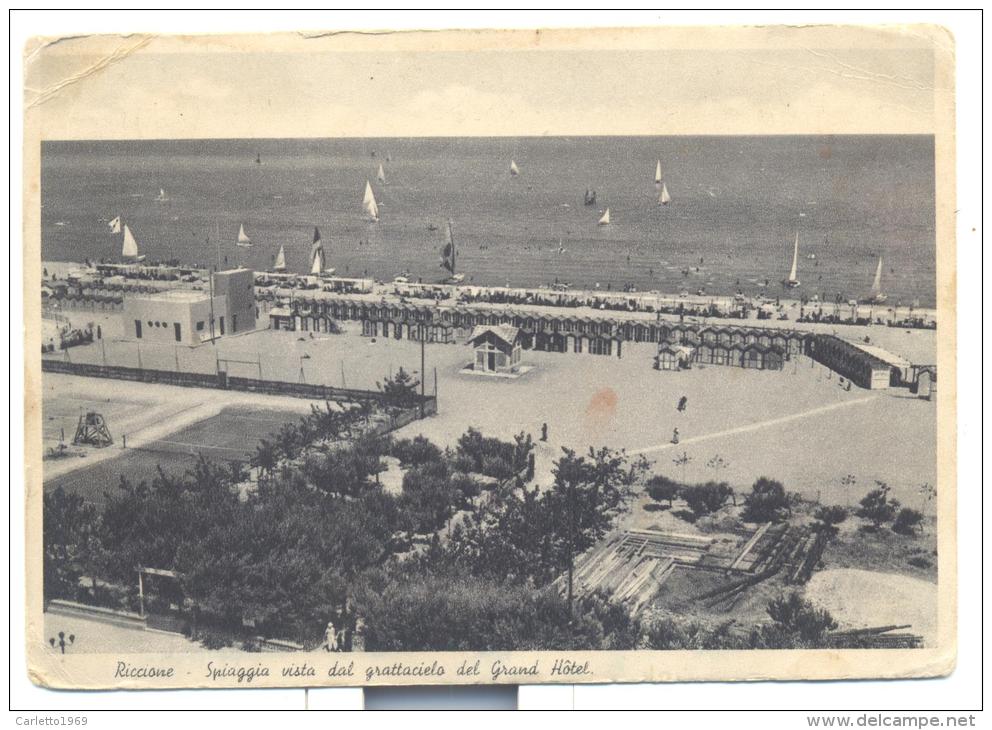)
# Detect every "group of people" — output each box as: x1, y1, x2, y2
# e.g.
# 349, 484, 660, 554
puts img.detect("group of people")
322, 617, 365, 653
